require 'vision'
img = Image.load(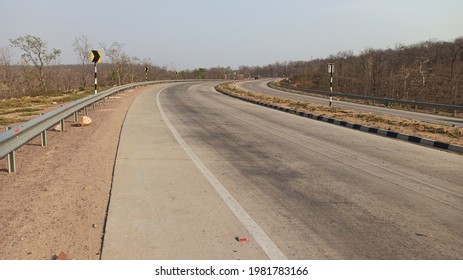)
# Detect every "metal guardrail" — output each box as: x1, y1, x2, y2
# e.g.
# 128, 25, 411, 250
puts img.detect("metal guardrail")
270, 83, 463, 116
0, 80, 180, 172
